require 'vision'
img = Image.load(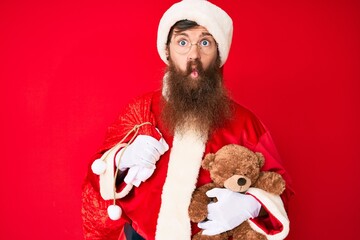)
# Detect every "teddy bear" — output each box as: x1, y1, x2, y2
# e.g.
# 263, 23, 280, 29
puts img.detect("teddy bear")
188, 144, 286, 240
